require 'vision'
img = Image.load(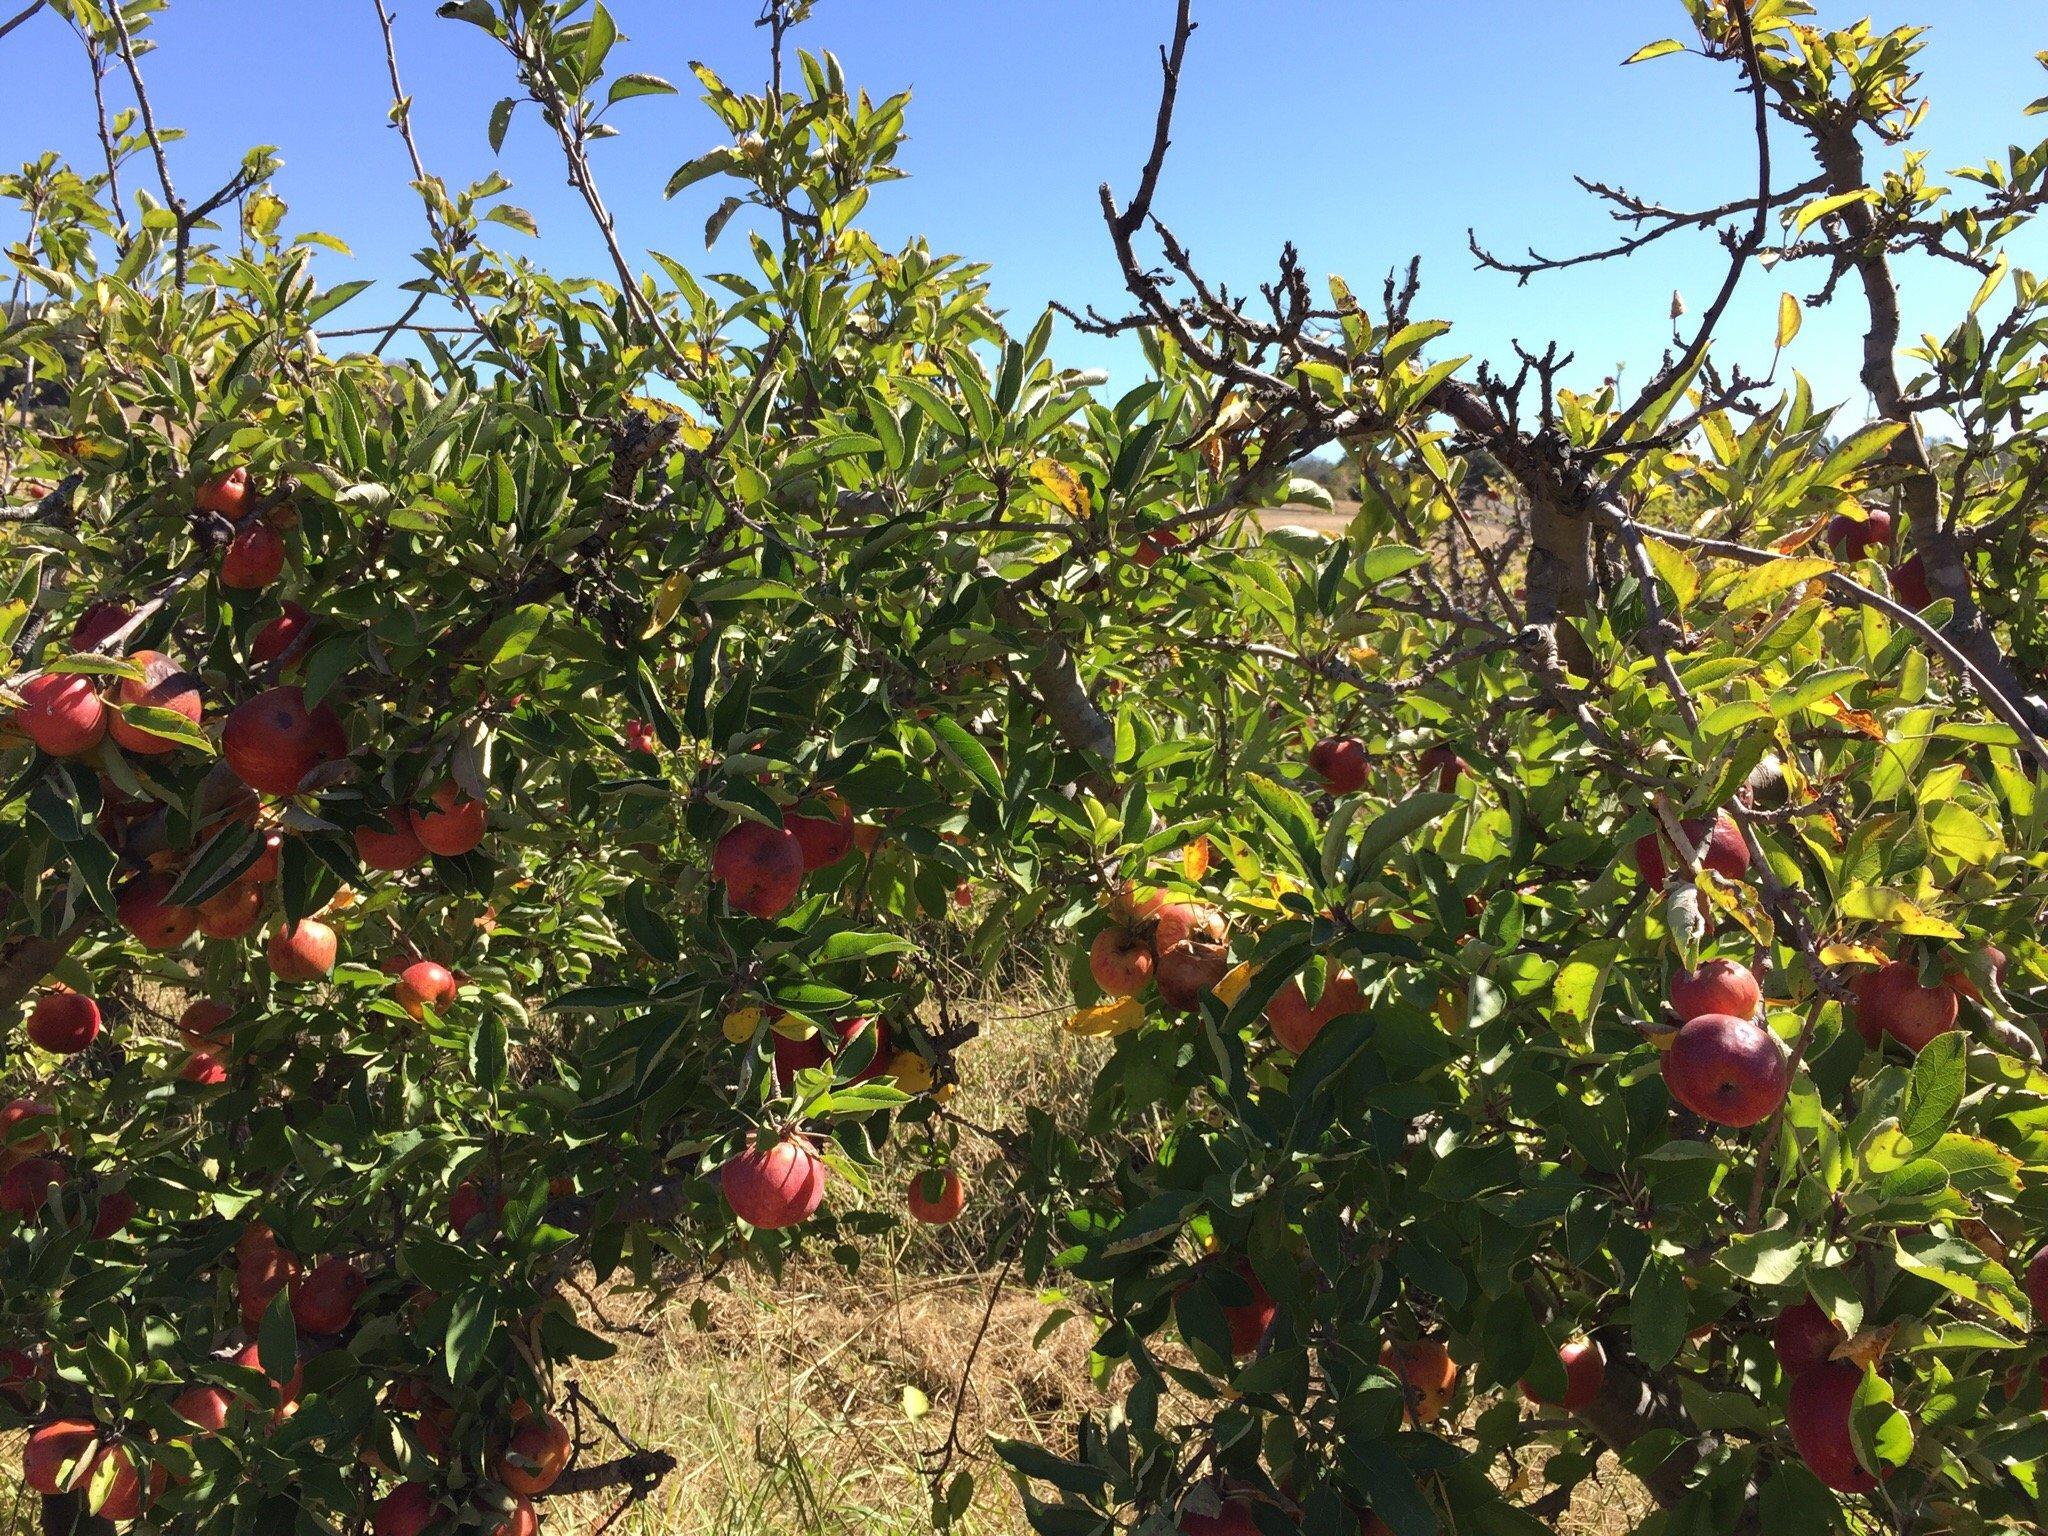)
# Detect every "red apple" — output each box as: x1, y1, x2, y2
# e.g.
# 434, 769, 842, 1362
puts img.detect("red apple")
624, 718, 659, 755
86, 1441, 162, 1521
22, 1418, 96, 1496
1152, 902, 1229, 1010
486, 1496, 539, 1536
266, 918, 337, 982
0, 1157, 64, 1219
907, 1169, 966, 1225
1089, 926, 1155, 998
1176, 1499, 1258, 1536
1217, 1264, 1275, 1358
1419, 744, 1470, 794
411, 781, 486, 856
172, 1385, 232, 1434
247, 831, 283, 883
770, 1029, 829, 1090
394, 960, 457, 1019
372, 1482, 439, 1536
1661, 1013, 1789, 1127
290, 1256, 363, 1336
90, 1190, 136, 1240
449, 1178, 507, 1238
180, 1050, 228, 1086
1381, 1338, 1460, 1424
496, 1412, 571, 1496
222, 686, 347, 796
1773, 1298, 1845, 1377
2026, 1245, 2048, 1321
1521, 1338, 1606, 1412
1788, 1360, 1885, 1494
26, 990, 99, 1055
0, 1099, 54, 1162
1891, 551, 1932, 612
722, 1133, 826, 1230
195, 467, 250, 517
1265, 968, 1363, 1054
1669, 958, 1761, 1022
117, 875, 201, 950
1631, 811, 1749, 888
251, 602, 313, 666
1825, 508, 1892, 560
1134, 528, 1182, 567
197, 879, 265, 941
177, 999, 233, 1044
71, 601, 133, 651
220, 521, 286, 590
228, 1339, 302, 1409
106, 650, 201, 755
1851, 961, 1958, 1054
1307, 735, 1368, 794
356, 809, 428, 871
711, 820, 805, 918
11, 672, 106, 757
784, 799, 854, 870
1948, 944, 2008, 1004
